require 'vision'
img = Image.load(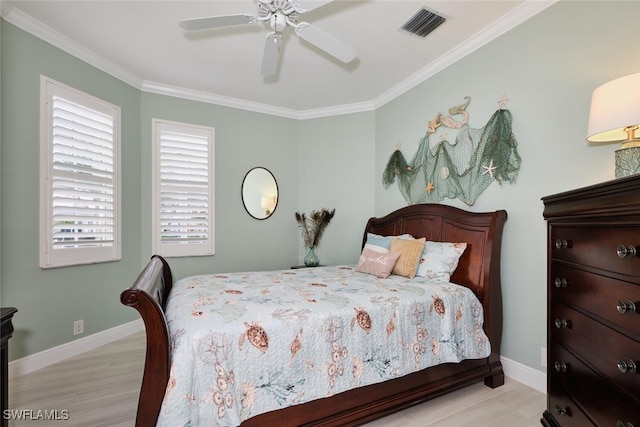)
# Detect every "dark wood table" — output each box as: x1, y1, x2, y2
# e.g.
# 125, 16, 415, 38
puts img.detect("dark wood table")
1, 307, 17, 427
